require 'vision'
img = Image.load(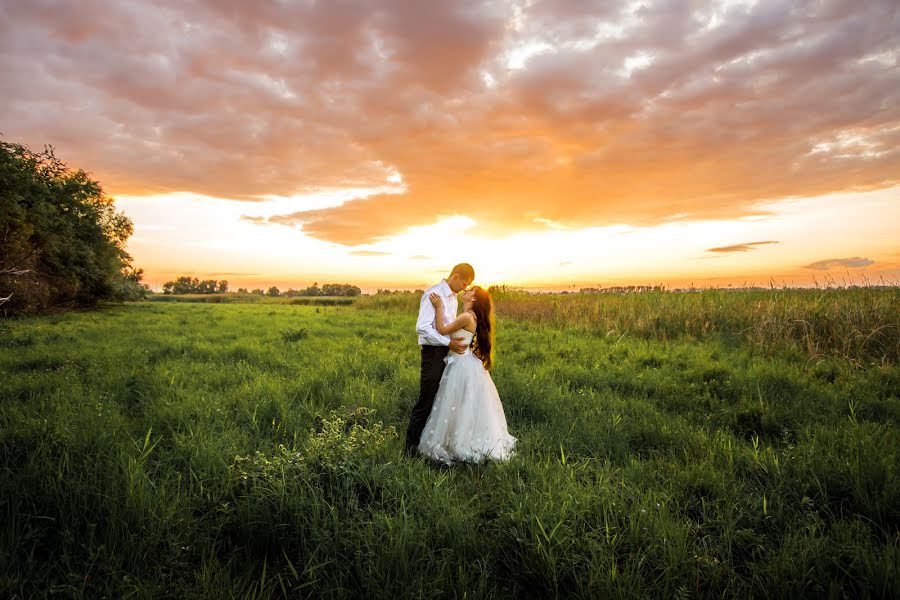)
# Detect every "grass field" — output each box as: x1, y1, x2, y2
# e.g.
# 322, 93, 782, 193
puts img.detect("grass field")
1, 290, 898, 598
146, 294, 357, 306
